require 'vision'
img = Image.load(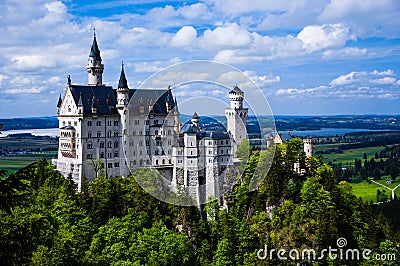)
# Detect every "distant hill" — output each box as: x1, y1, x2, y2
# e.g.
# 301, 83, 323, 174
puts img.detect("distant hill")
0, 117, 58, 131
